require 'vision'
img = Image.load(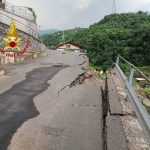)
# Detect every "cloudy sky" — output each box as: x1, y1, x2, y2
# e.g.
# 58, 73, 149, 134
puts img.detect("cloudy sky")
7, 0, 150, 30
